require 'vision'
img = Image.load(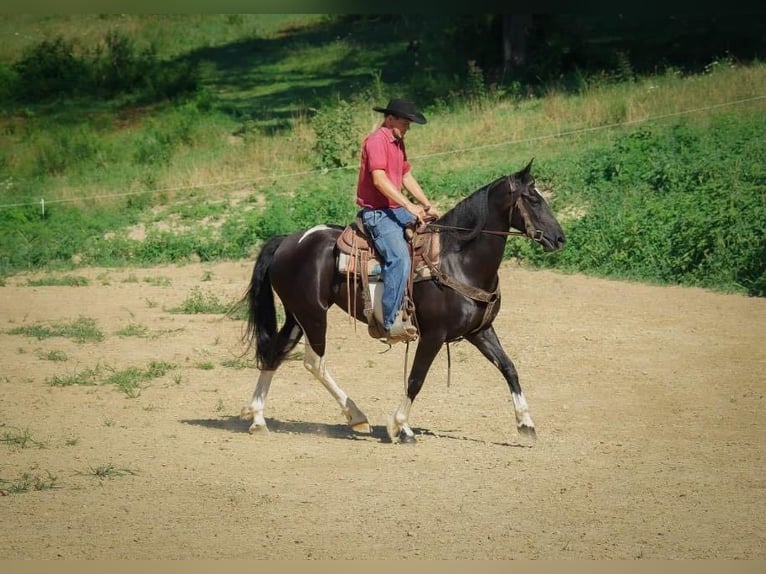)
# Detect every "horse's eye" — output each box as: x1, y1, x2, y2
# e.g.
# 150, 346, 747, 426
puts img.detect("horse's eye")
526, 189, 541, 205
